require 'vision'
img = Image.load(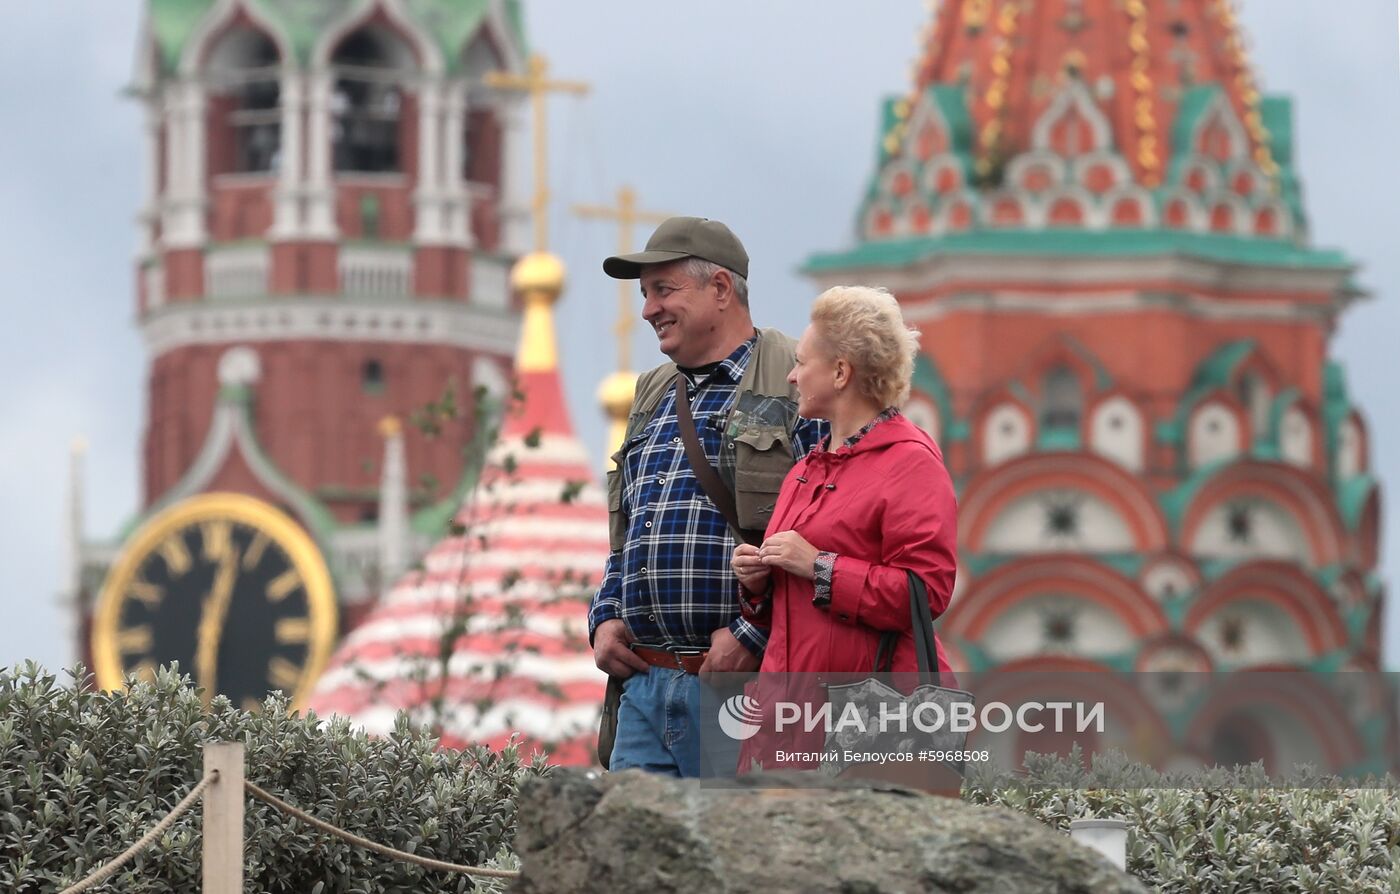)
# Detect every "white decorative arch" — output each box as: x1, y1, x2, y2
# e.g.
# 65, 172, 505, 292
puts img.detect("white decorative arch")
1193, 600, 1312, 666
1193, 92, 1251, 163
981, 488, 1138, 554
879, 158, 921, 202
477, 0, 527, 75
1043, 185, 1105, 229
982, 403, 1032, 466
1337, 416, 1365, 478
1279, 404, 1314, 468
1069, 151, 1132, 193
1178, 160, 1221, 196
1005, 152, 1068, 194
179, 0, 295, 77
903, 394, 942, 444
1188, 500, 1314, 565
312, 0, 444, 75
1140, 558, 1198, 602
1223, 159, 1270, 201
1189, 401, 1243, 469
980, 595, 1137, 663
904, 86, 953, 154
1103, 186, 1159, 228
1089, 395, 1144, 472
1031, 79, 1114, 154
1207, 196, 1253, 236
1250, 199, 1294, 238
923, 155, 969, 195
1161, 190, 1208, 231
